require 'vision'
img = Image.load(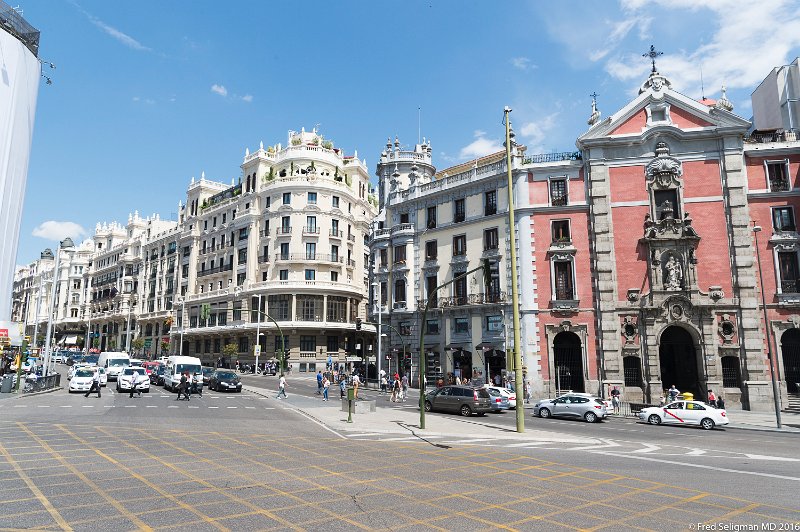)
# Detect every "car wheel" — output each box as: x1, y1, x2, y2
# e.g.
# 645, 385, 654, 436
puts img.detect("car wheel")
424, 401, 432, 412
584, 412, 598, 423
700, 418, 715, 430
116, 385, 120, 392
460, 405, 472, 417
538, 407, 552, 418
648, 414, 662, 425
